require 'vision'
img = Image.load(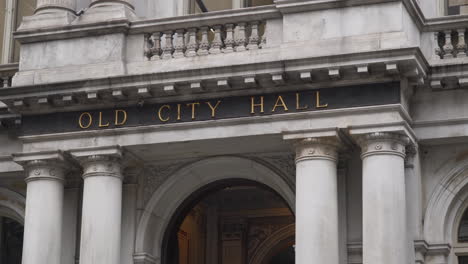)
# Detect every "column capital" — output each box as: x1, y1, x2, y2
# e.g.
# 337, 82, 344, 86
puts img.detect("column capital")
357, 132, 410, 159
294, 137, 340, 163
70, 146, 123, 180
13, 151, 73, 183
